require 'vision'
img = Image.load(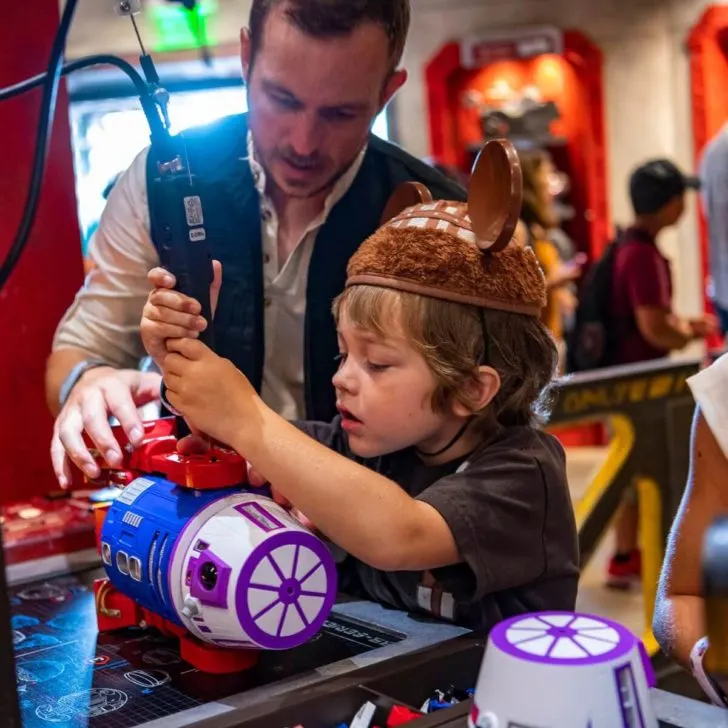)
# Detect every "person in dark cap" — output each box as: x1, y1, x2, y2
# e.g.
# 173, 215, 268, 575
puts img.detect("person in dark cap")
606, 159, 719, 589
